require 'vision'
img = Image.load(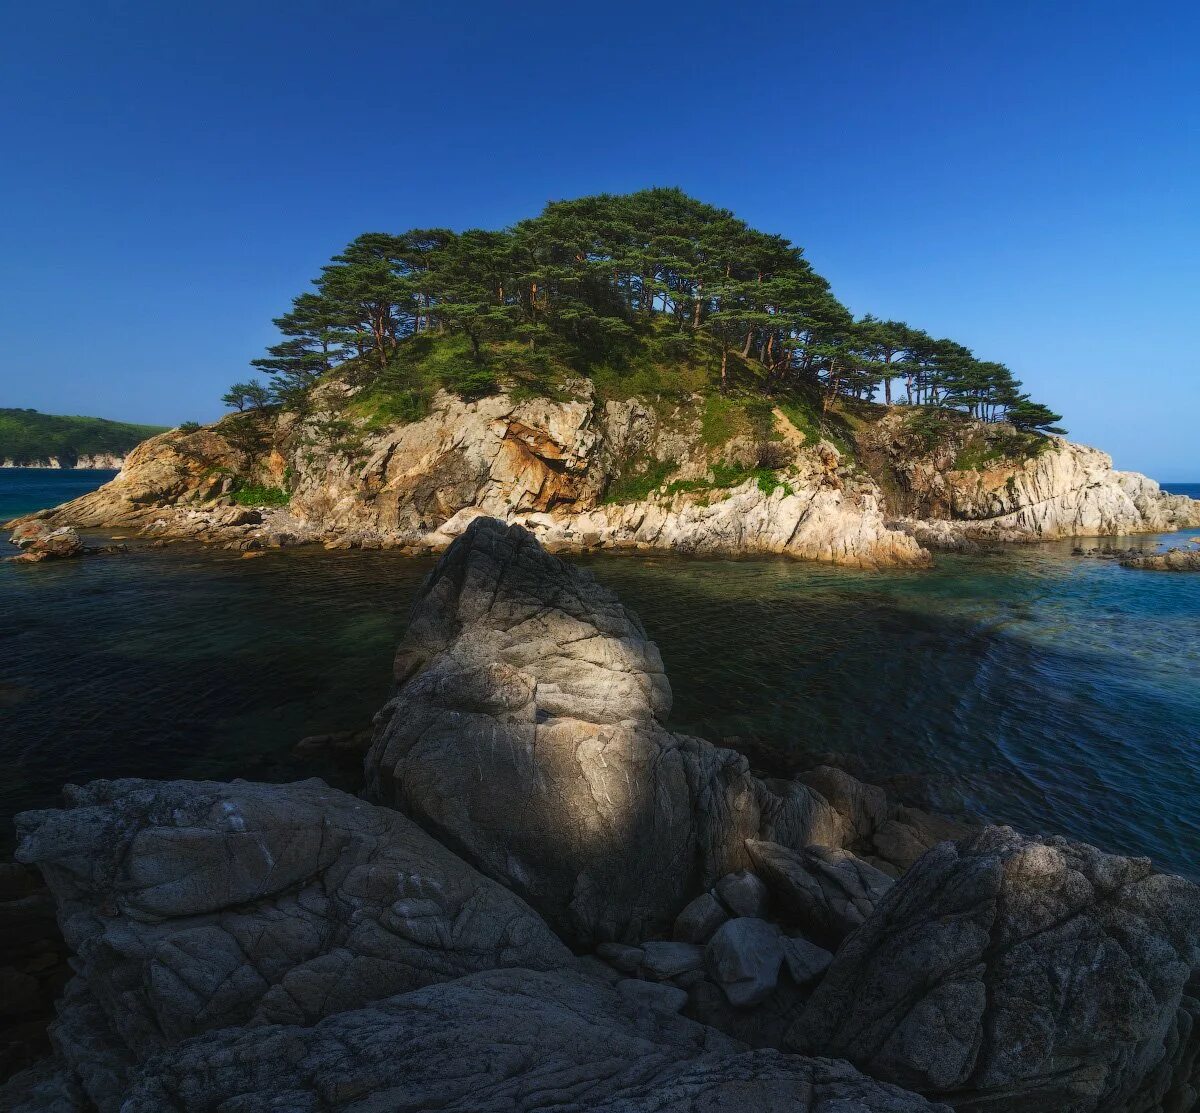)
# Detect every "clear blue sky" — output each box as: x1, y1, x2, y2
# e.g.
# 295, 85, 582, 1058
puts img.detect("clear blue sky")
1, 2, 1196, 479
